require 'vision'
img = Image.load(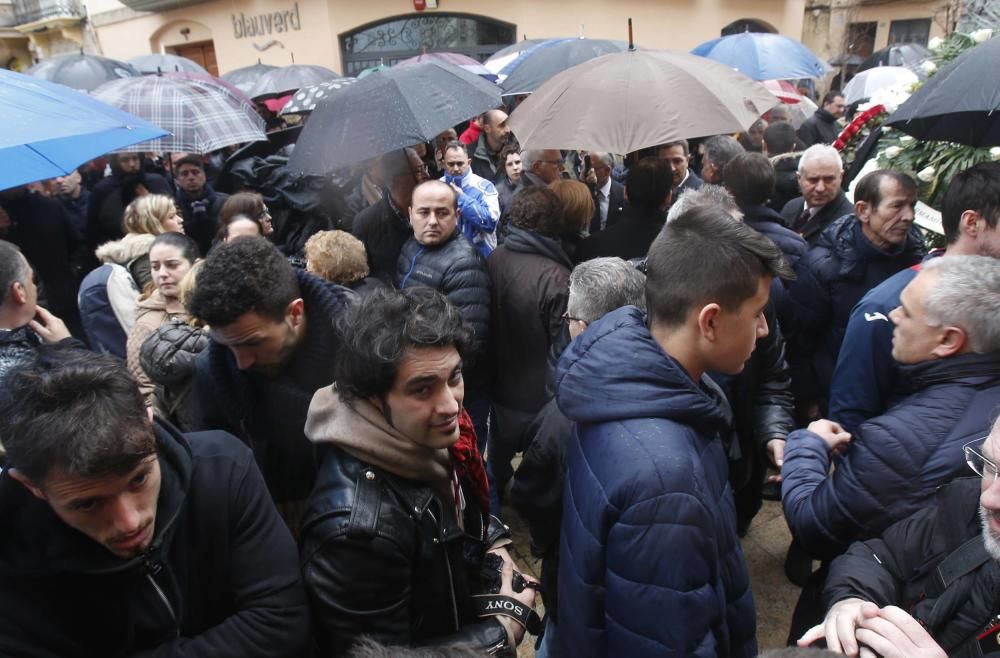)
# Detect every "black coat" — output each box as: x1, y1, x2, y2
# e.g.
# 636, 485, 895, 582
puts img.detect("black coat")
825, 477, 997, 657
0, 420, 310, 657
768, 153, 801, 212
86, 171, 173, 249
797, 107, 841, 147
176, 184, 227, 256
486, 225, 571, 412
741, 203, 808, 268
574, 205, 666, 263
352, 194, 412, 283
780, 190, 855, 246
396, 232, 491, 356
192, 270, 356, 504
300, 447, 512, 655
590, 180, 626, 233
